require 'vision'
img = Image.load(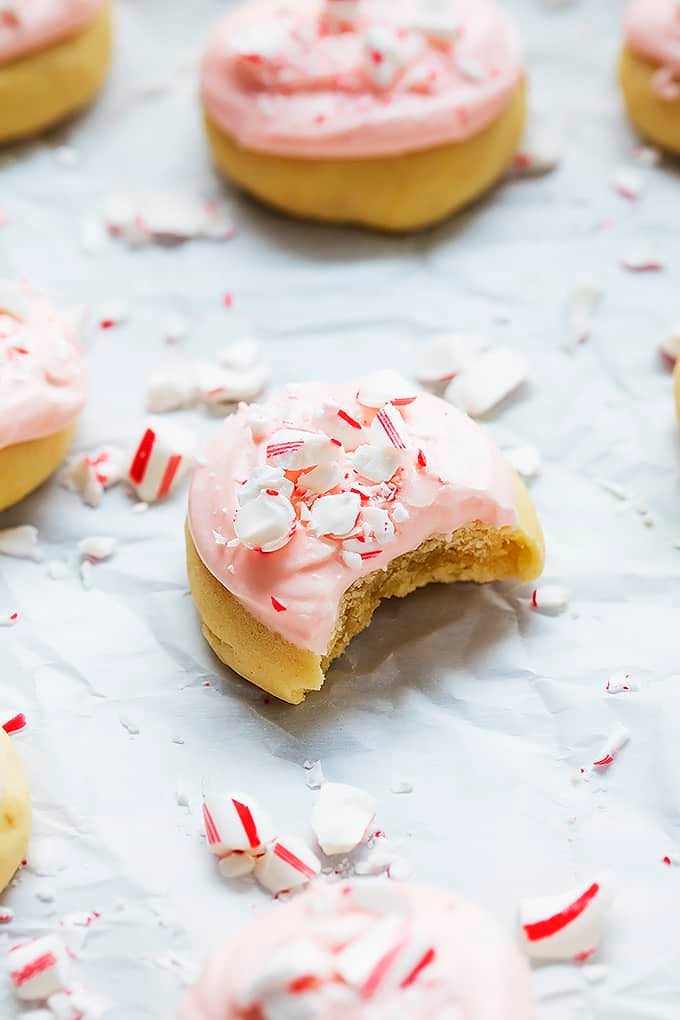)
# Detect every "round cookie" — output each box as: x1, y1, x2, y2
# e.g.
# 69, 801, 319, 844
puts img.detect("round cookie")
619, 0, 680, 154
180, 881, 536, 1019
200, 0, 526, 232
0, 279, 87, 511
0, 729, 31, 894
186, 375, 545, 704
0, 0, 112, 144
